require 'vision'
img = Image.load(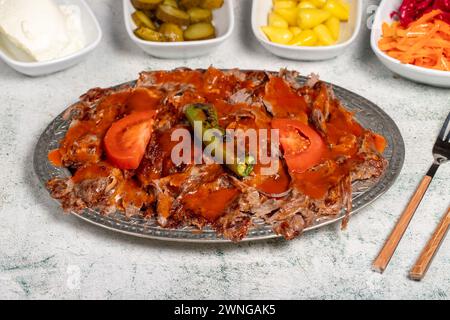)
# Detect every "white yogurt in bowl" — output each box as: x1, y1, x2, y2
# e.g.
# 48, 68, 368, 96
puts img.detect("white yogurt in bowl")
0, 0, 85, 62
0, 0, 101, 76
